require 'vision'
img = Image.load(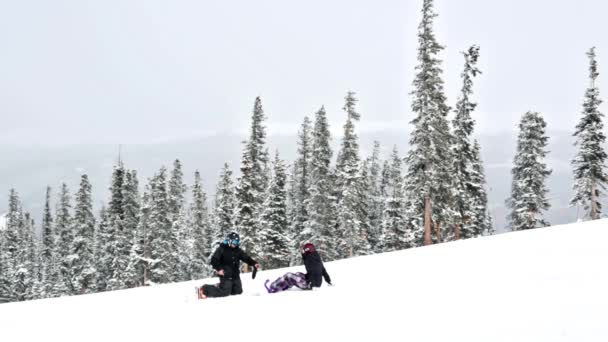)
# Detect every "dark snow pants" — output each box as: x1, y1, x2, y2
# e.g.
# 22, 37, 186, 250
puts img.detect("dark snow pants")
202, 277, 243, 297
